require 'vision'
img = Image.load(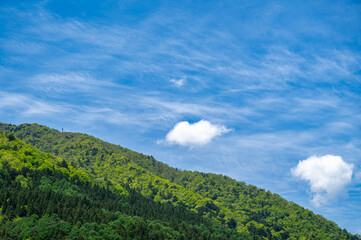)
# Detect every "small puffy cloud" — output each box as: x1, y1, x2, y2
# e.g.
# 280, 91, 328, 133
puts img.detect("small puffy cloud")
165, 120, 231, 146
170, 77, 186, 87
291, 155, 353, 206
